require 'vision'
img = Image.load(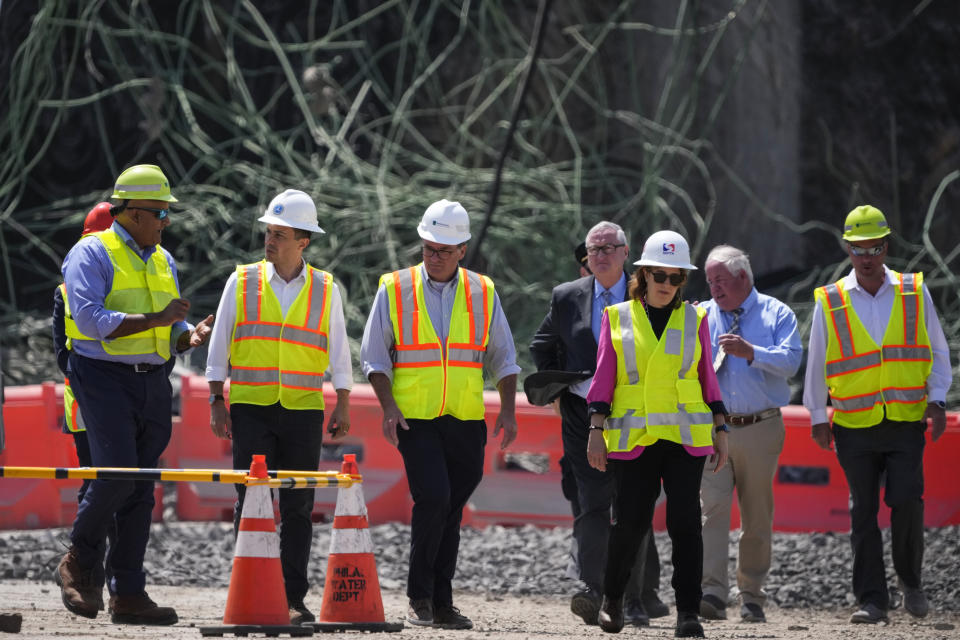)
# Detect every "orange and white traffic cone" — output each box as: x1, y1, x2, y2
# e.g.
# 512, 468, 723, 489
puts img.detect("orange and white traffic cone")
311, 454, 402, 632
199, 455, 313, 638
